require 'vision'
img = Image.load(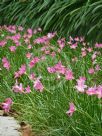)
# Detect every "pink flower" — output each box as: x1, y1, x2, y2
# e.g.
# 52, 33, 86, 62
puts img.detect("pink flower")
86, 87, 97, 95
25, 85, 31, 93
81, 47, 86, 52
57, 38, 65, 49
44, 50, 50, 55
75, 77, 87, 93
2, 57, 10, 70
50, 52, 56, 57
27, 44, 32, 49
9, 46, 16, 52
95, 43, 102, 48
29, 73, 36, 80
87, 47, 93, 52
80, 37, 84, 42
12, 34, 21, 41
29, 57, 40, 68
34, 36, 48, 44
54, 62, 66, 74
66, 102, 76, 116
96, 85, 102, 98
26, 52, 32, 59
40, 55, 46, 60
12, 81, 24, 93
74, 37, 80, 42
33, 79, 44, 92
95, 65, 100, 71
18, 26, 23, 31
65, 69, 74, 80
81, 51, 87, 57
70, 43, 77, 49
14, 64, 26, 78
47, 32, 56, 39
47, 67, 56, 73
18, 64, 26, 75
24, 38, 30, 44
88, 68, 95, 74
92, 52, 97, 60
14, 71, 20, 78
27, 28, 33, 35
0, 41, 7, 47
58, 48, 61, 53
2, 98, 12, 112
